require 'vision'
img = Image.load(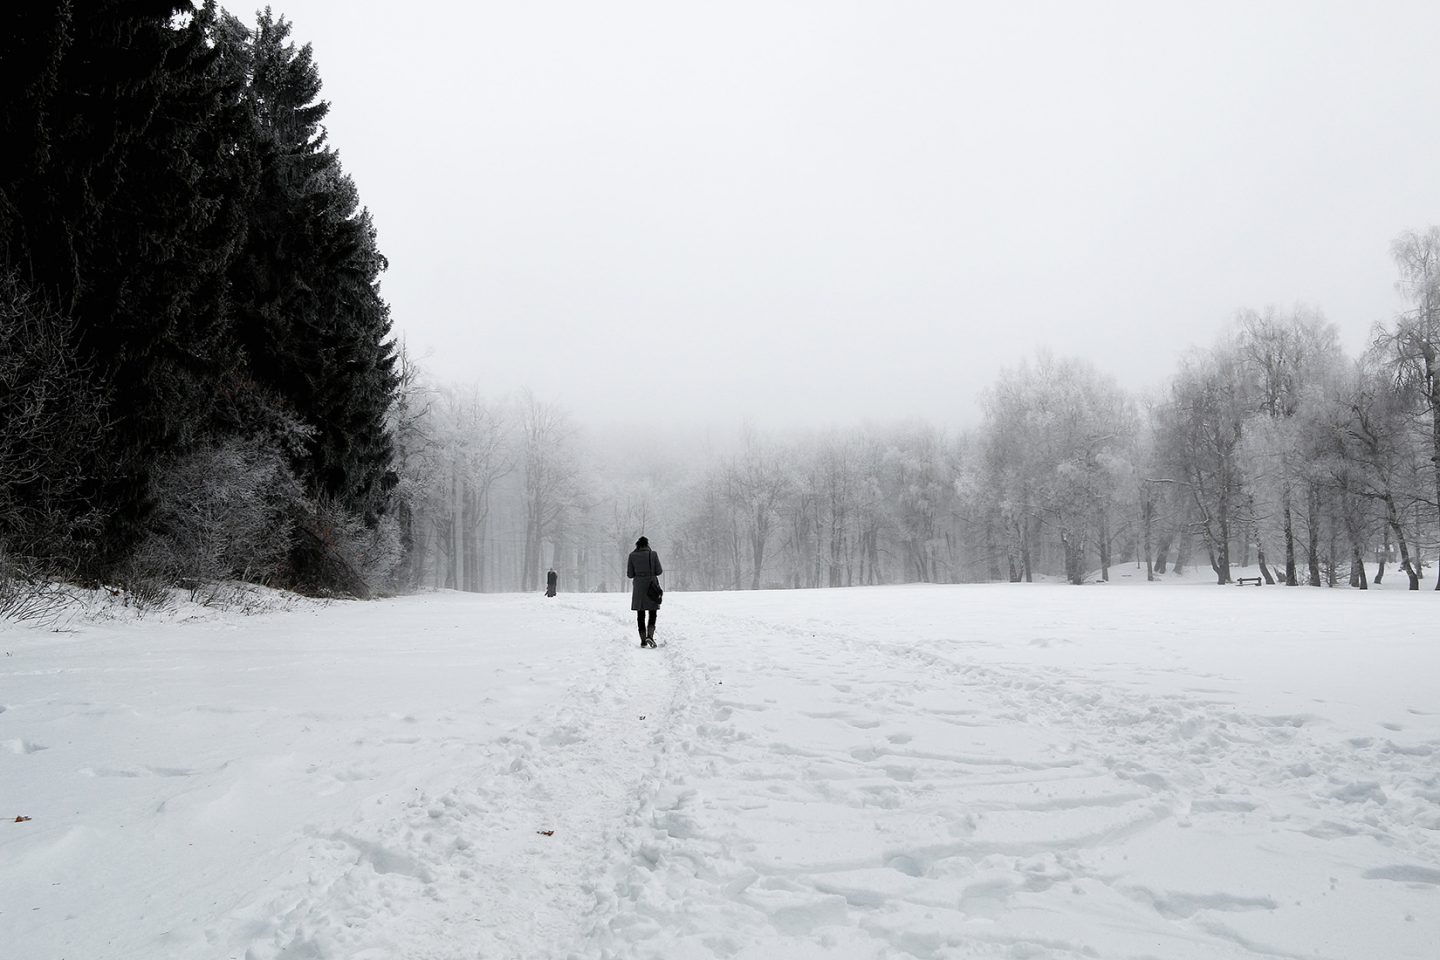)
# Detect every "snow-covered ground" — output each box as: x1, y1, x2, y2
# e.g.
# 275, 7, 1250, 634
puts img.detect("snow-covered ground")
3, 575, 1438, 959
